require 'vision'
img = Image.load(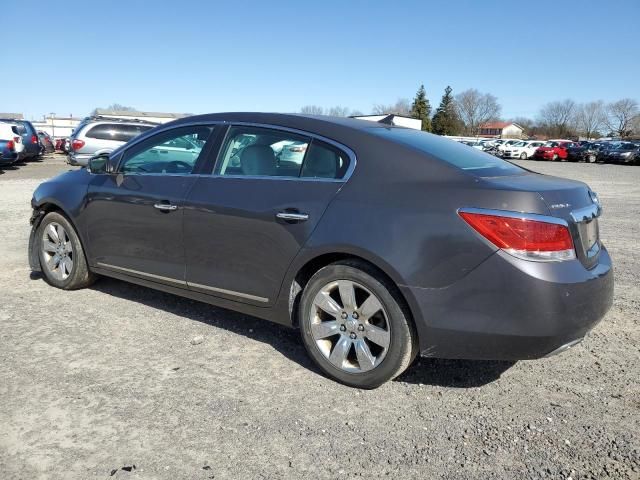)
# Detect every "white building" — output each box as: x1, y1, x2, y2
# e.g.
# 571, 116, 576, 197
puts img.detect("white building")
351, 114, 422, 130
478, 122, 524, 139
32, 116, 82, 139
